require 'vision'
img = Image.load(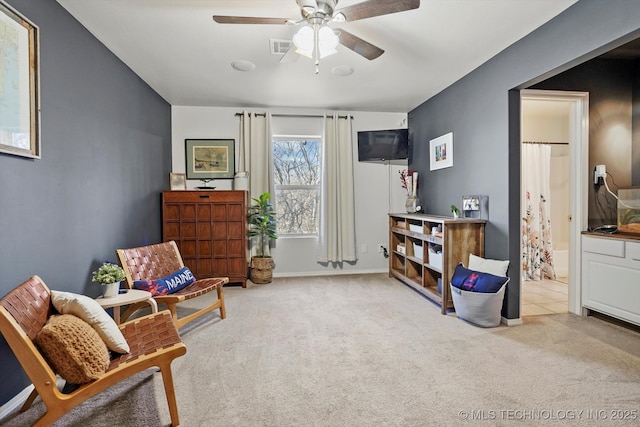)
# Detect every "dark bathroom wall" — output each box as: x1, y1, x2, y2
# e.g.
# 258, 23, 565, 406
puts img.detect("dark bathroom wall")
533, 58, 635, 227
